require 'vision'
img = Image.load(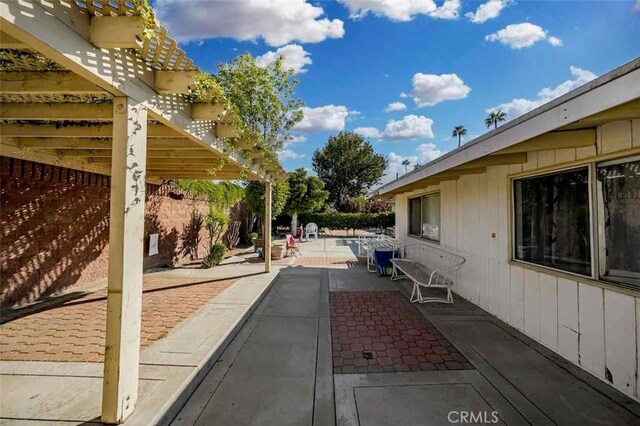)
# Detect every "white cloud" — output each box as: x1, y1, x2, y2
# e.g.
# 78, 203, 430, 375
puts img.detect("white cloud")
337, 0, 460, 22
465, 0, 510, 24
382, 115, 435, 140
289, 135, 308, 144
485, 23, 563, 49
488, 66, 597, 118
354, 127, 381, 138
383, 143, 444, 183
294, 105, 350, 133
255, 44, 312, 74
155, 0, 344, 46
405, 73, 471, 107
384, 102, 407, 112
635, 0, 640, 11
278, 149, 305, 160
429, 0, 462, 20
